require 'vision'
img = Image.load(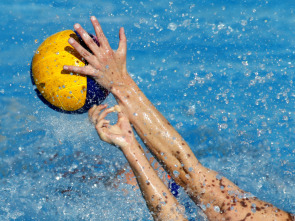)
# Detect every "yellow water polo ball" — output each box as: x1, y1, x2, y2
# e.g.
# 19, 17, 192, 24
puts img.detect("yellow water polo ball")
31, 30, 108, 113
